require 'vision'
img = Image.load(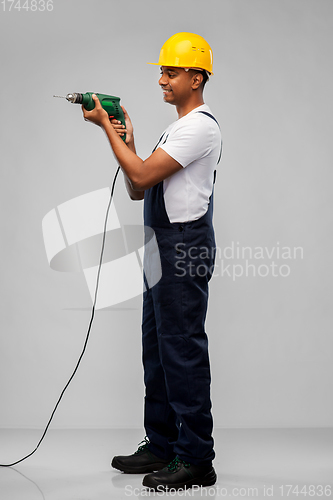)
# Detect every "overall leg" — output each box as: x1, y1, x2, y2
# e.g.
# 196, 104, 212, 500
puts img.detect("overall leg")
142, 286, 178, 460
152, 271, 215, 467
